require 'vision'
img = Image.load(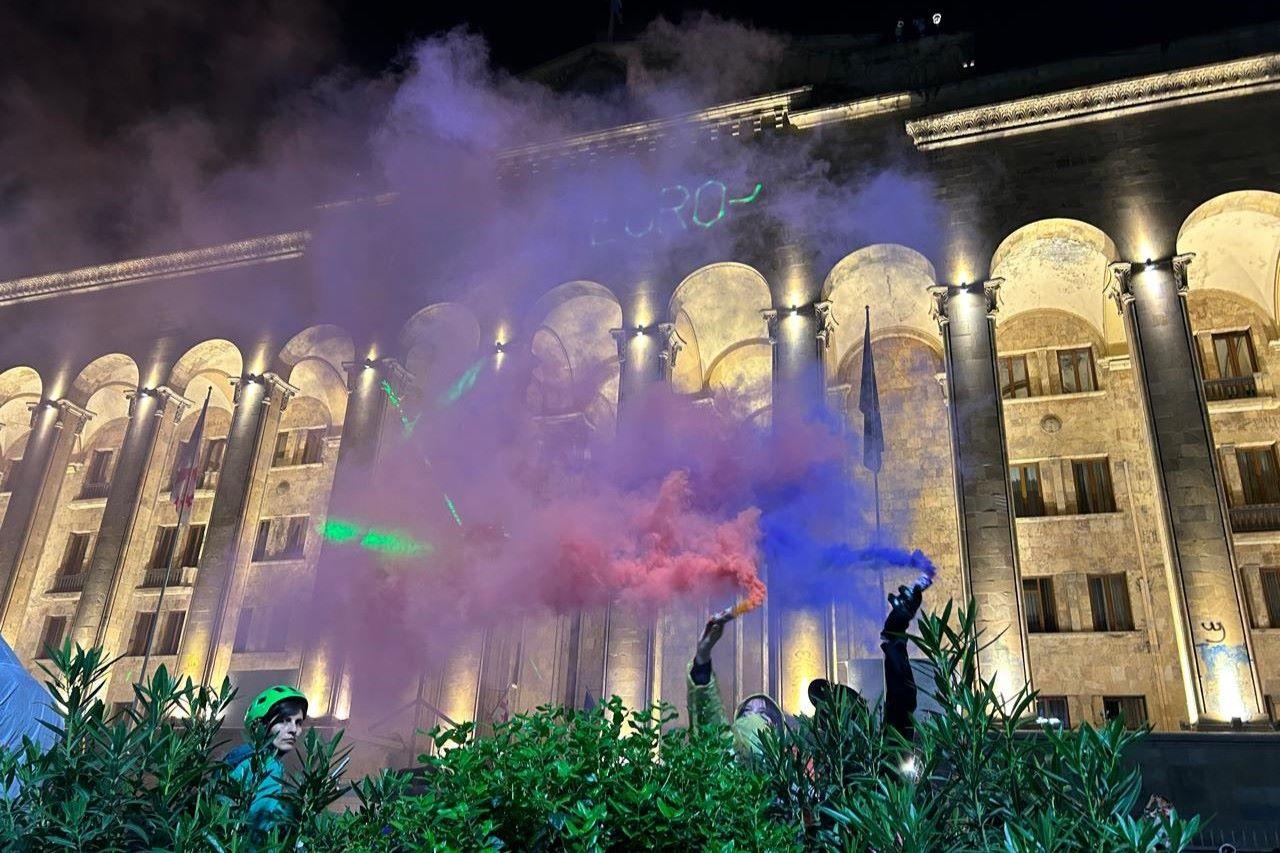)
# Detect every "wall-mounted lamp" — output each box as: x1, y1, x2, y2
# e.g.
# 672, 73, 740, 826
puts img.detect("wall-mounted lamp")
361, 358, 377, 370
789, 305, 800, 316
494, 341, 507, 354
